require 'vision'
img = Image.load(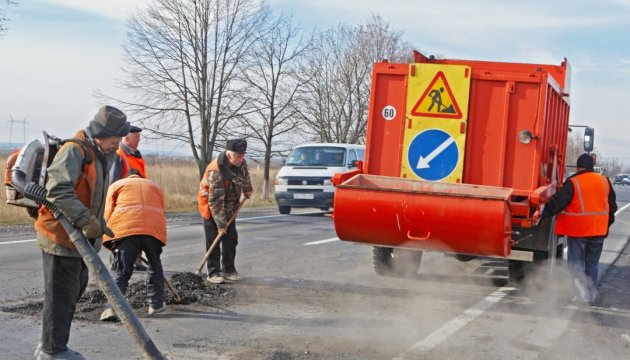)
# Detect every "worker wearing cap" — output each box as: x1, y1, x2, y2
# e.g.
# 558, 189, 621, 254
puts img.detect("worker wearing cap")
541, 153, 617, 305
34, 105, 129, 360
197, 139, 253, 284
110, 125, 148, 271
111, 125, 146, 181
